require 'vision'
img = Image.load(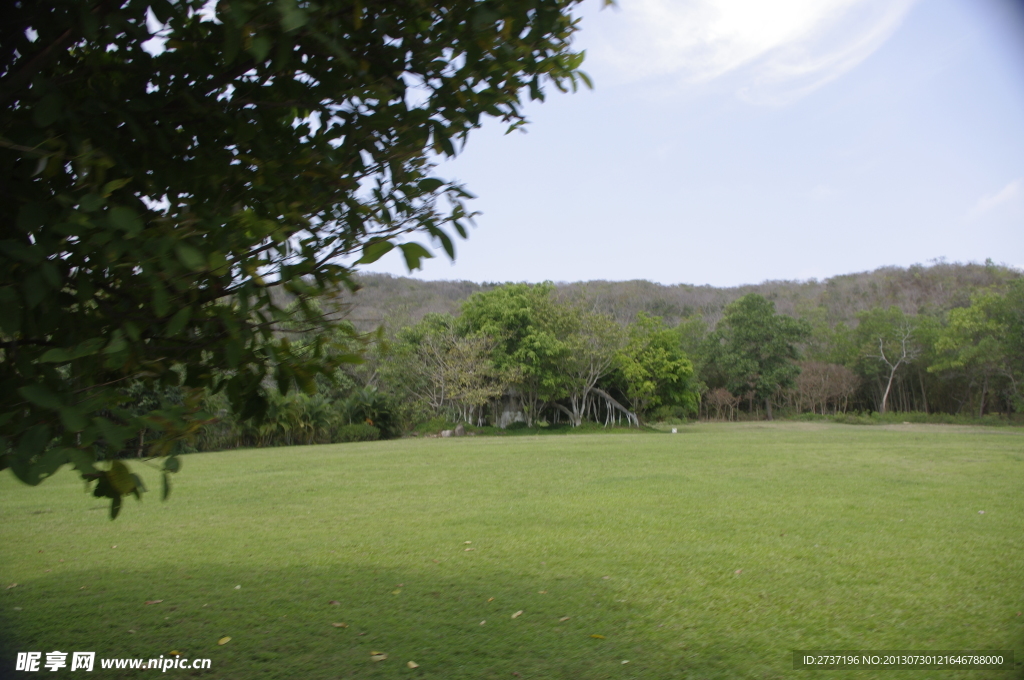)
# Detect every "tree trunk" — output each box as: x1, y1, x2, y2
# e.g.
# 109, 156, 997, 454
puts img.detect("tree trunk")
978, 373, 988, 418
880, 368, 897, 414
552, 402, 576, 425
765, 397, 773, 421
918, 371, 929, 414
591, 387, 638, 427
